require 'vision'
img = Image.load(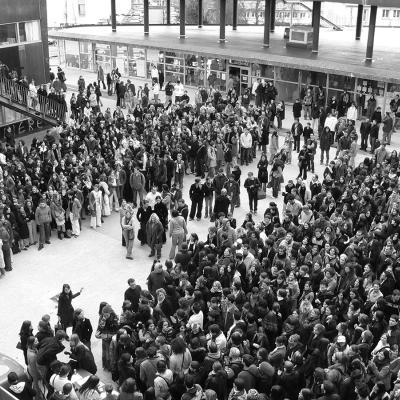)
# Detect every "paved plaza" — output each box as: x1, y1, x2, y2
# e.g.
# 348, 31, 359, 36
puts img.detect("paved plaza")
1, 64, 400, 384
